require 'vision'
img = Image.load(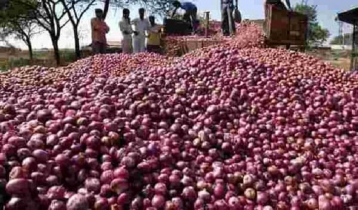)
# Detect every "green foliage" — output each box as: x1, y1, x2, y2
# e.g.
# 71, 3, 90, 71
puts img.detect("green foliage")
295, 4, 317, 23
60, 50, 77, 63
0, 59, 9, 72
294, 3, 330, 46
0, 0, 37, 21
0, 58, 30, 72
0, 0, 38, 57
9, 58, 30, 68
135, 0, 175, 16
102, 0, 175, 17
330, 33, 353, 45
310, 23, 330, 45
